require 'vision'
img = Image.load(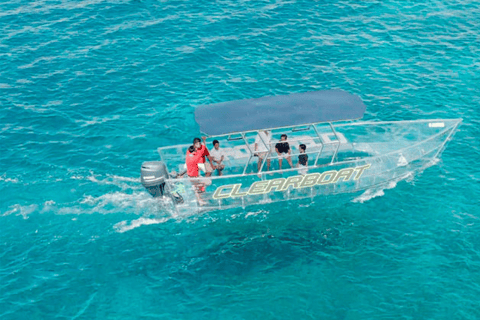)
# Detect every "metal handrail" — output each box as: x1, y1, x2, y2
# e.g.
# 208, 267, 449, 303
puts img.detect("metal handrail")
201, 118, 360, 139
292, 125, 311, 132
164, 120, 458, 182
156, 119, 461, 151
227, 134, 244, 141
157, 119, 461, 184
